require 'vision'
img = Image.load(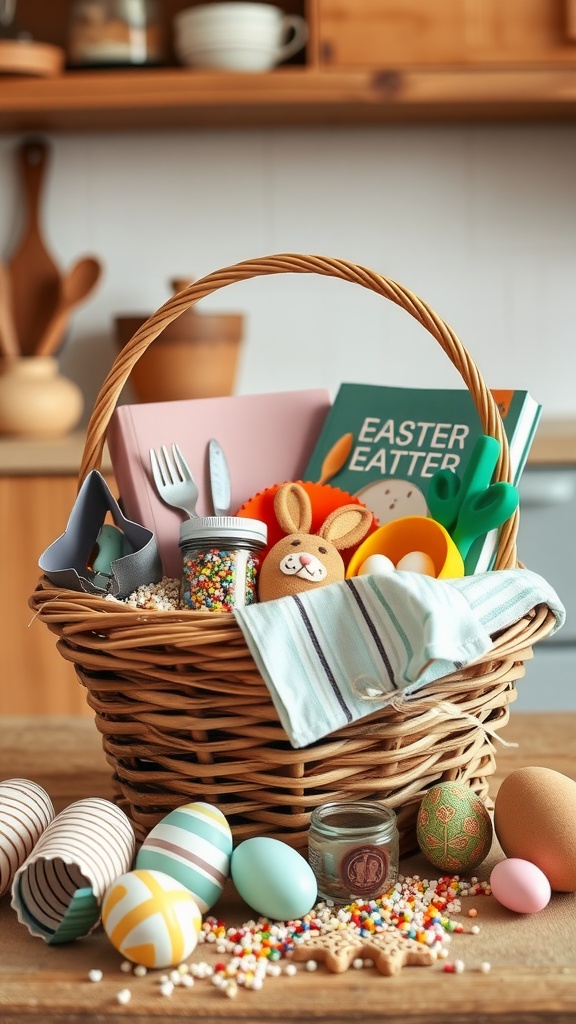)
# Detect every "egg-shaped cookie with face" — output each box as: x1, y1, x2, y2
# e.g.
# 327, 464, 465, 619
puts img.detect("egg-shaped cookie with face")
258, 482, 373, 602
356, 478, 427, 525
